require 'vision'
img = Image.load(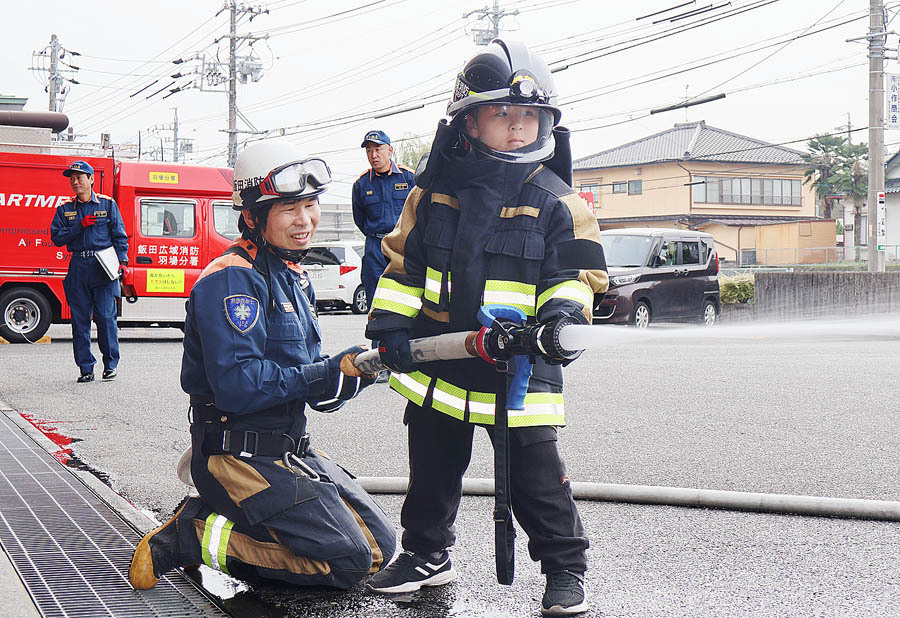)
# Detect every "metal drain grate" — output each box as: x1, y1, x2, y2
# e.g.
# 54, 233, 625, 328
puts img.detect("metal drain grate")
0, 412, 228, 618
